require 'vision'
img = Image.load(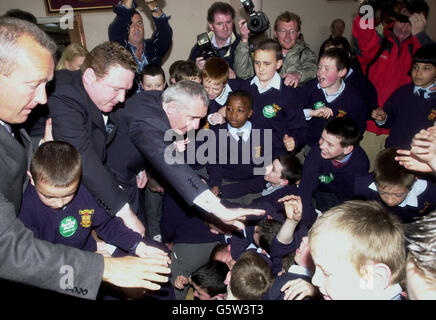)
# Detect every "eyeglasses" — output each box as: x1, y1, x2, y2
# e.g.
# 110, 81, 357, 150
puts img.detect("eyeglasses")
277, 29, 299, 36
